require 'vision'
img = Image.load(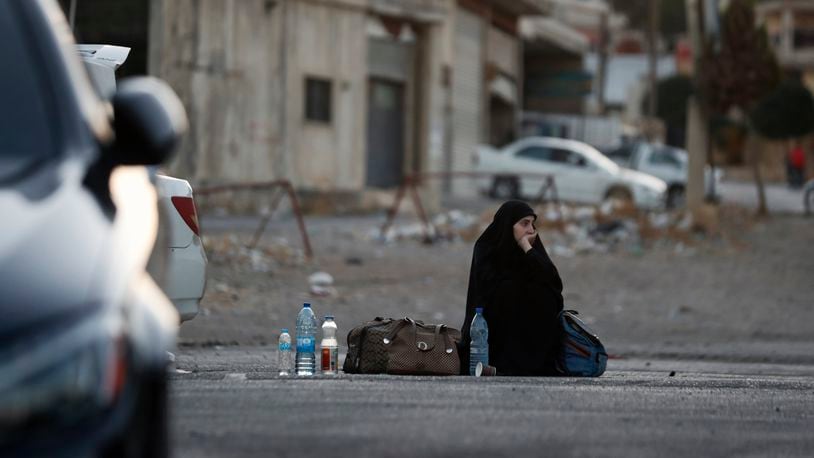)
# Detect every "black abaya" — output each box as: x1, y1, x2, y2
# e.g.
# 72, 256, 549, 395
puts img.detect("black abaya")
459, 200, 564, 376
